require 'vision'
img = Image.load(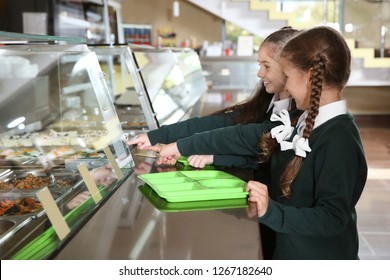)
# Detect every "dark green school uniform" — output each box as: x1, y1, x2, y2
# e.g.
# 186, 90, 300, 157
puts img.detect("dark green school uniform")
148, 107, 283, 259
148, 109, 261, 168
176, 113, 367, 260
148, 111, 238, 144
